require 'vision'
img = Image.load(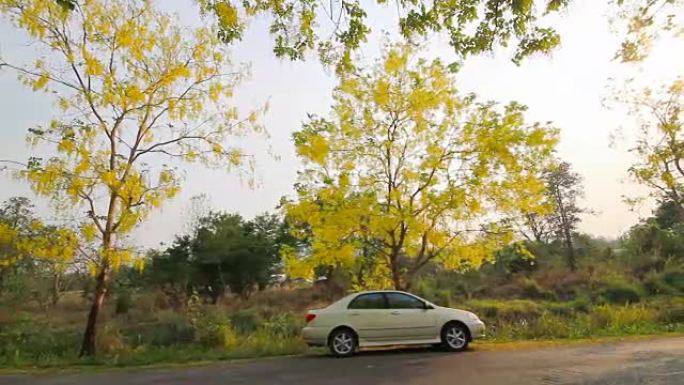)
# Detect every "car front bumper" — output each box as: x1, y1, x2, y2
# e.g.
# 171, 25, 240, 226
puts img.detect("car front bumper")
467, 320, 486, 339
